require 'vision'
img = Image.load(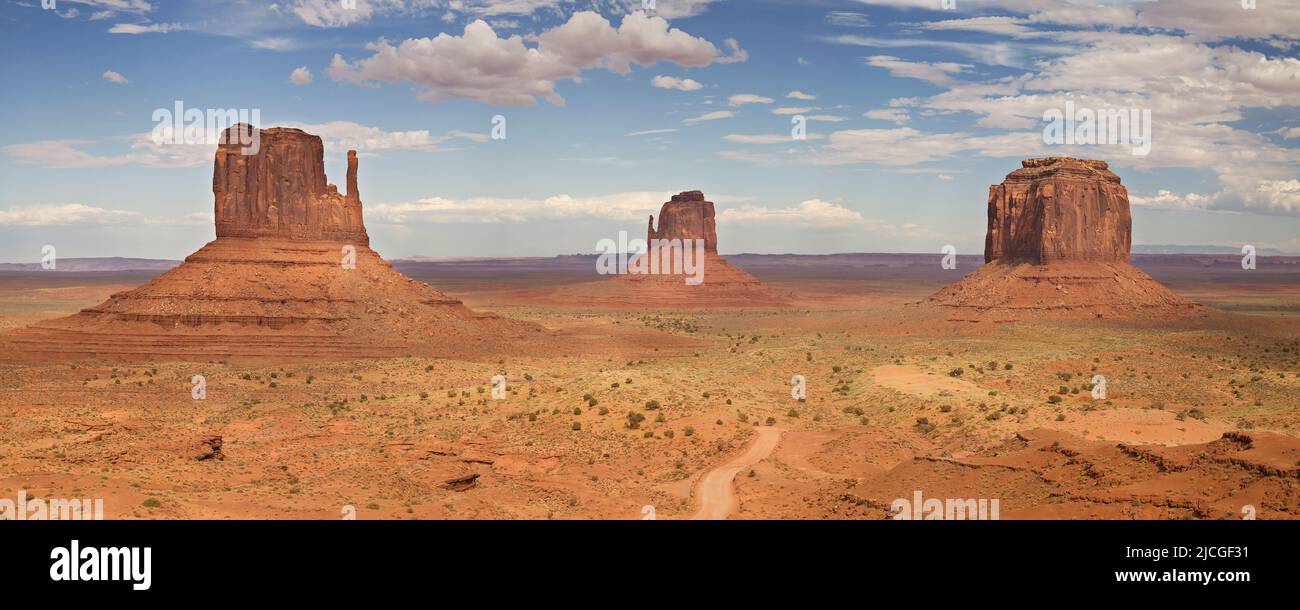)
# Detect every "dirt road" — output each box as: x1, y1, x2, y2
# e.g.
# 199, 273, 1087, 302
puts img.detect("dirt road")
690, 427, 783, 520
